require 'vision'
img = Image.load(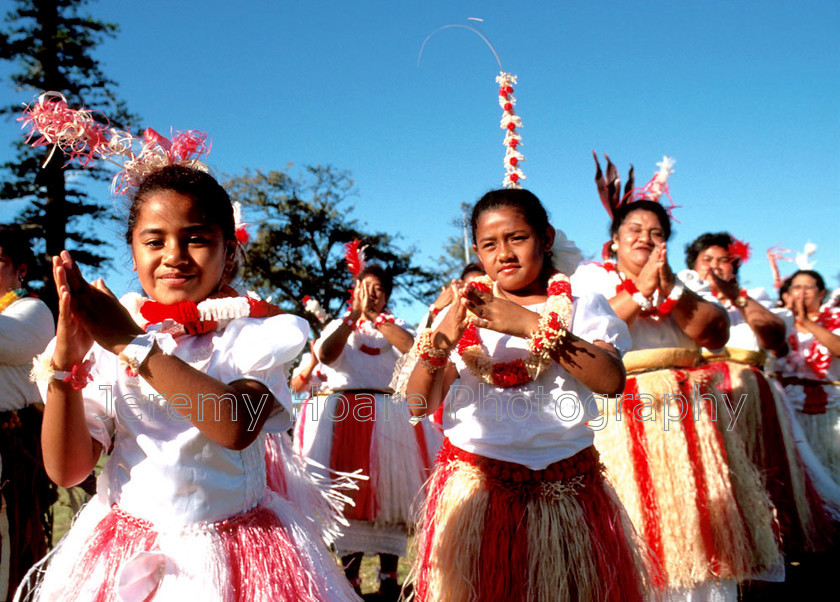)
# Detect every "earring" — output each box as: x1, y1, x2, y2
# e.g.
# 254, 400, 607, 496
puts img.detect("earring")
18, 273, 24, 283
610, 242, 619, 252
